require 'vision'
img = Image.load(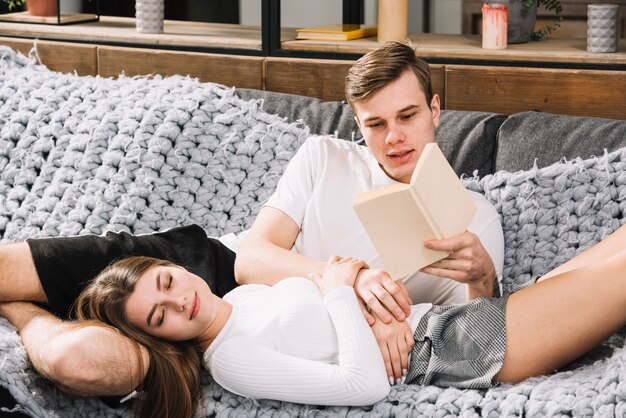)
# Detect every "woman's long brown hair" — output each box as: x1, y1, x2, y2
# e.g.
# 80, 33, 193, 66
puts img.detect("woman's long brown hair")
74, 256, 202, 418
